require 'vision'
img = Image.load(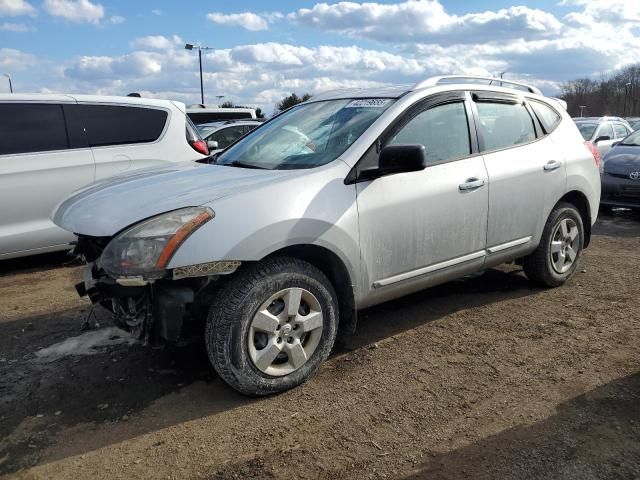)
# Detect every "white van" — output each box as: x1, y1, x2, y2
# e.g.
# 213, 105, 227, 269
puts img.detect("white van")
0, 94, 209, 260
